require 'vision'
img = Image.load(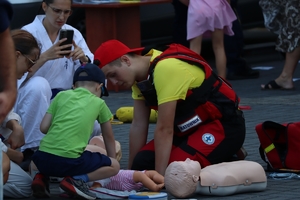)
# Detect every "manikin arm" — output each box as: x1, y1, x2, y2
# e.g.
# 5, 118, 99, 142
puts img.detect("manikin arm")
145, 170, 165, 184
133, 170, 164, 192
